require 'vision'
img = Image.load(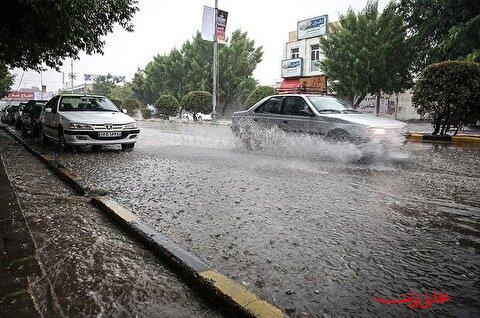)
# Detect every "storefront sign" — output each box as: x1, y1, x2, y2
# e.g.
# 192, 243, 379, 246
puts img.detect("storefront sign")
297, 15, 328, 39
1, 91, 35, 101
281, 58, 303, 78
